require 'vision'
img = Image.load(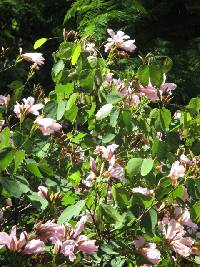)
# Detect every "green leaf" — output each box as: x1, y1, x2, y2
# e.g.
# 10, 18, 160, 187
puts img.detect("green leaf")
66, 93, 79, 111
107, 92, 123, 104
57, 200, 85, 224
191, 201, 200, 222
57, 100, 66, 120
26, 159, 43, 178
142, 208, 157, 233
137, 65, 149, 86
52, 60, 65, 77
38, 160, 54, 176
140, 158, 154, 176
14, 150, 25, 173
55, 83, 74, 101
102, 133, 115, 143
71, 43, 82, 65
100, 203, 124, 227
127, 158, 143, 177
44, 100, 58, 119
68, 171, 81, 187
110, 108, 120, 127
112, 186, 130, 210
65, 104, 78, 122
0, 147, 15, 170
163, 57, 173, 73
1, 176, 30, 198
149, 65, 164, 88
160, 108, 171, 130
0, 127, 10, 149
34, 38, 48, 49
28, 193, 48, 210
